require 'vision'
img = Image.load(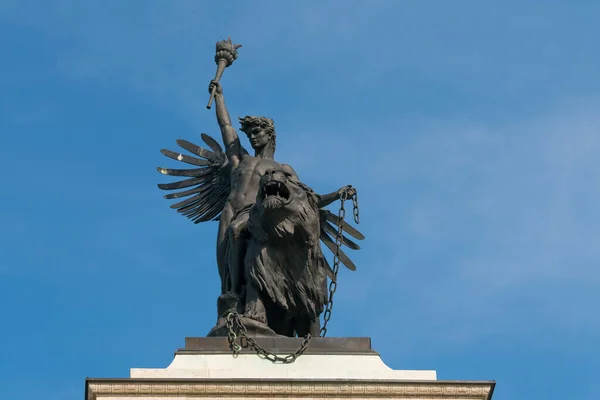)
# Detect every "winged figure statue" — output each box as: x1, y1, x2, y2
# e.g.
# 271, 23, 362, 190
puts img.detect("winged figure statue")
157, 79, 364, 338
